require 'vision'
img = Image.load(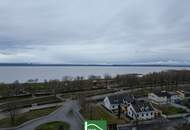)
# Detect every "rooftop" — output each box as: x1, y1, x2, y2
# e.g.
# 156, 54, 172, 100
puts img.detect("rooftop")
131, 100, 154, 113
108, 93, 134, 104
154, 91, 173, 98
